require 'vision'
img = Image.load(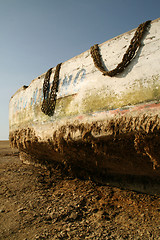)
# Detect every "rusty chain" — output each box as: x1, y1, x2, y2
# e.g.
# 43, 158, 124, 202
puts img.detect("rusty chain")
90, 20, 151, 77
41, 63, 62, 116
41, 21, 151, 116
